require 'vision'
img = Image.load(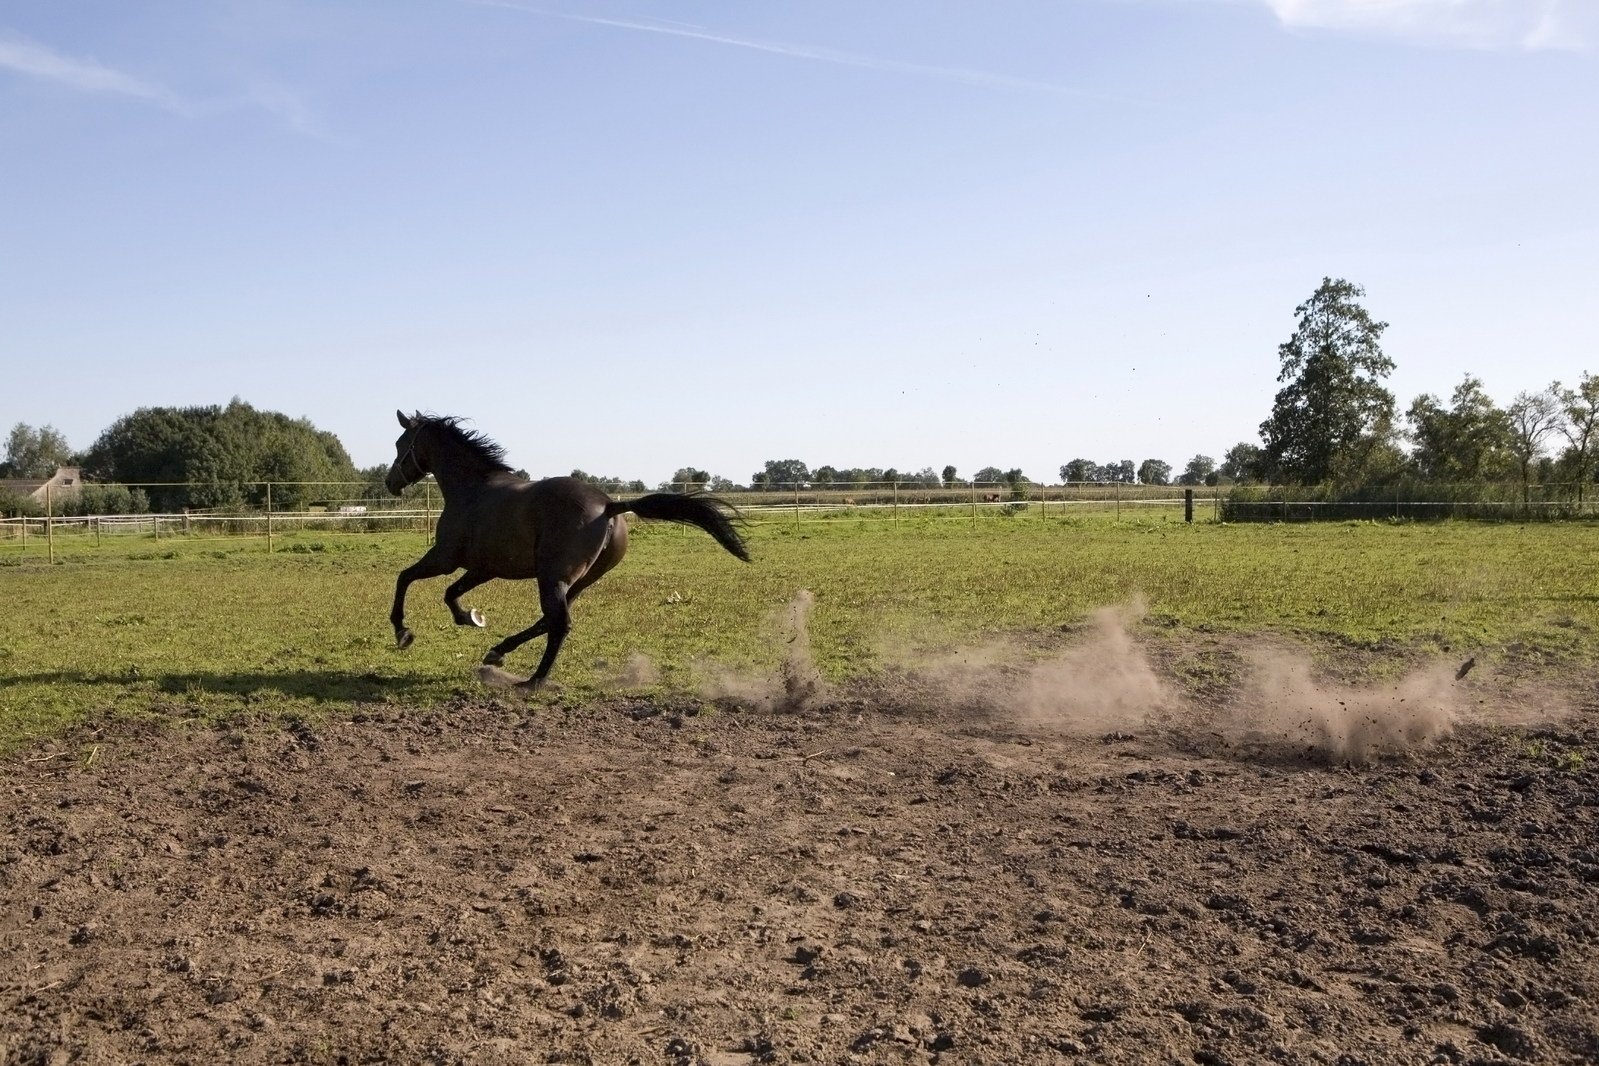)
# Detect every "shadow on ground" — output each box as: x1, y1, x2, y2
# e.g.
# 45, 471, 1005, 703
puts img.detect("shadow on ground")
0, 669, 426, 703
